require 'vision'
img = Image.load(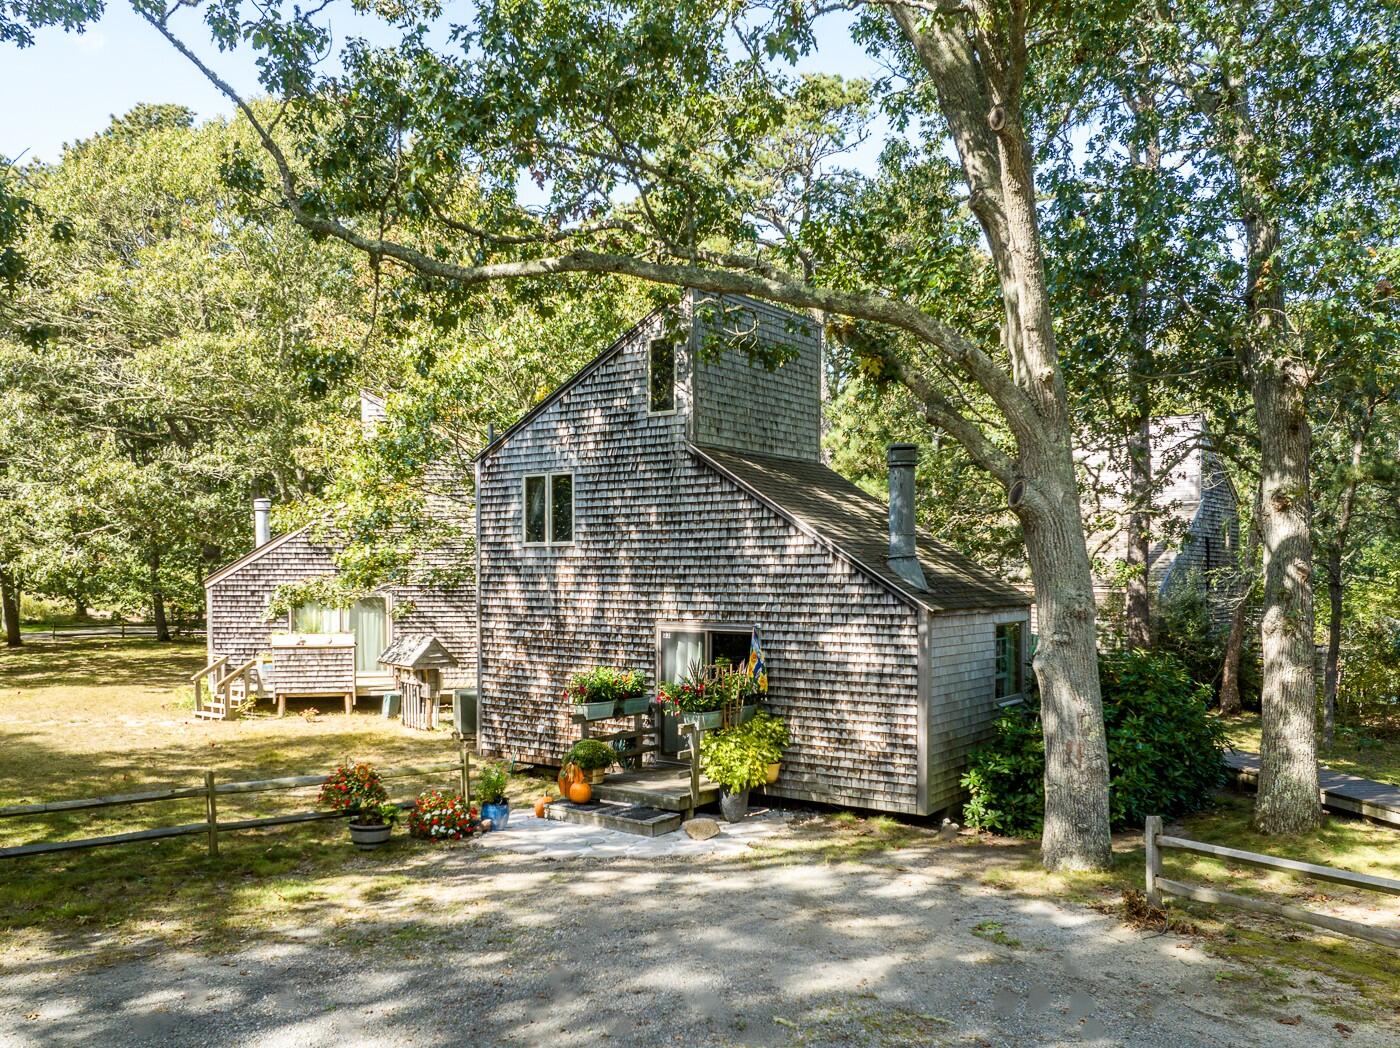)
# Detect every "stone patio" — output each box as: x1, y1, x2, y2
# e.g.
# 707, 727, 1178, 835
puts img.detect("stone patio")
475, 807, 792, 859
